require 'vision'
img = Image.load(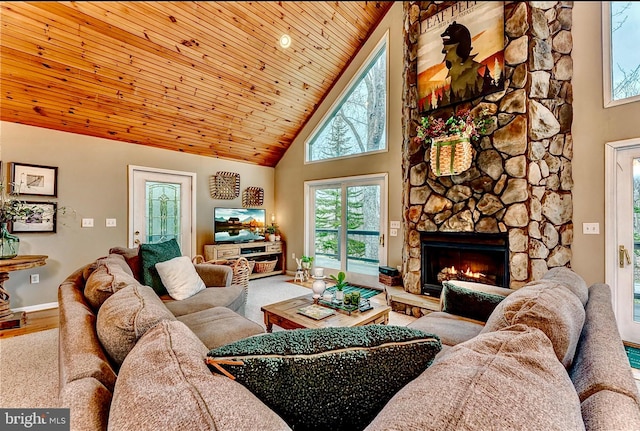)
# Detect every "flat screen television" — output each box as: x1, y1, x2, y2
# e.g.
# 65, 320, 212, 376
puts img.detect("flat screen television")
214, 207, 266, 243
